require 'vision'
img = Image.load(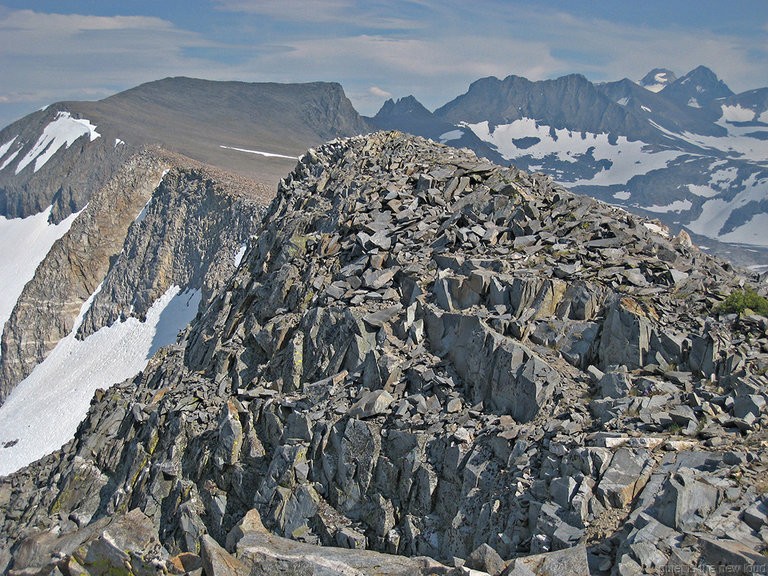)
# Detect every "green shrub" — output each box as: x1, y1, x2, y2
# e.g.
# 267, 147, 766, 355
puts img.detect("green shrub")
714, 286, 768, 316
